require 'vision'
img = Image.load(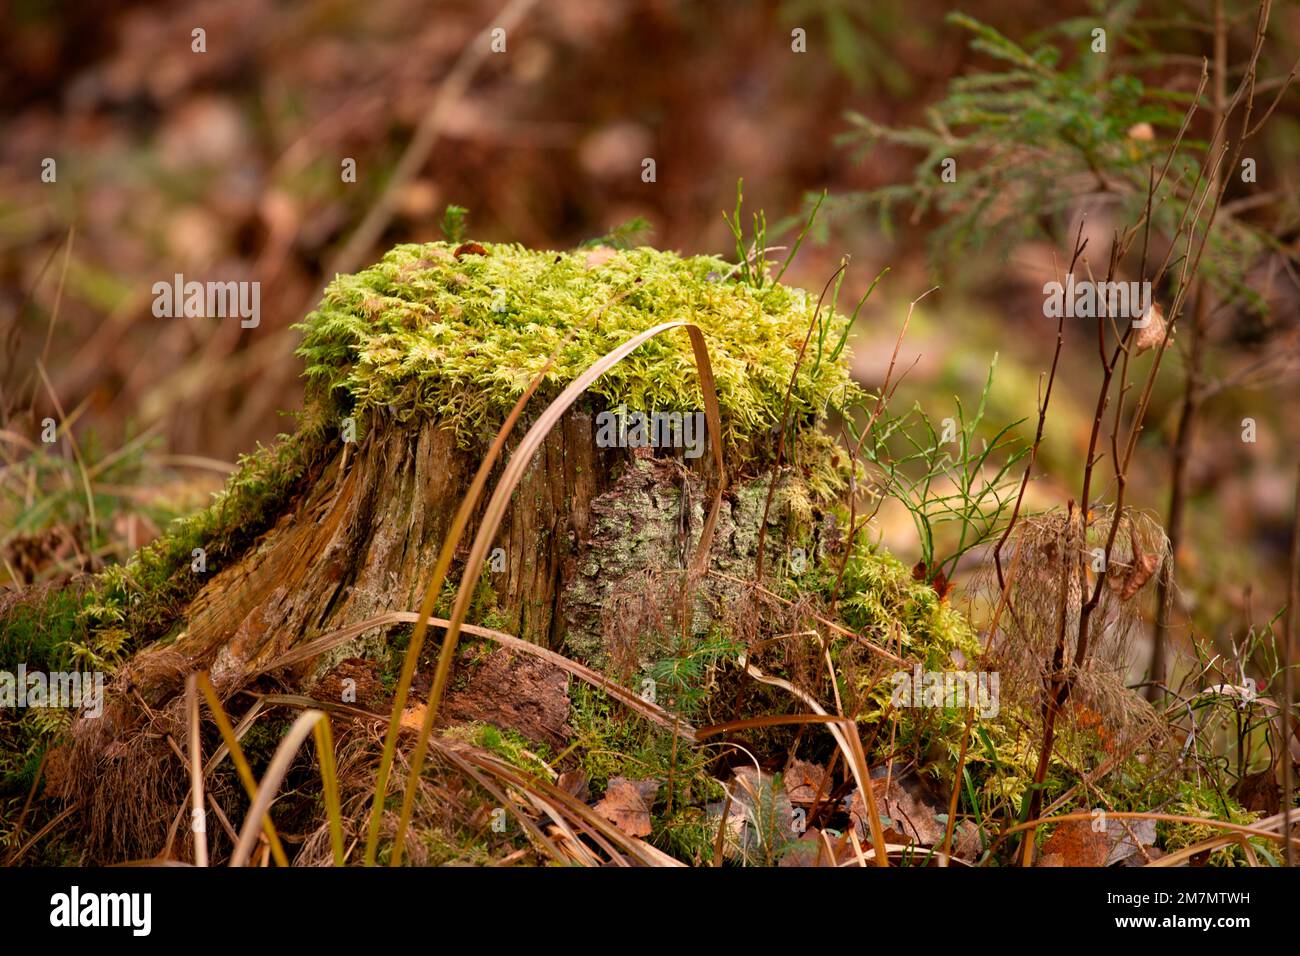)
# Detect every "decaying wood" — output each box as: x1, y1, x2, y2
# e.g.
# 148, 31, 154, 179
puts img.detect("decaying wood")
49, 402, 800, 860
